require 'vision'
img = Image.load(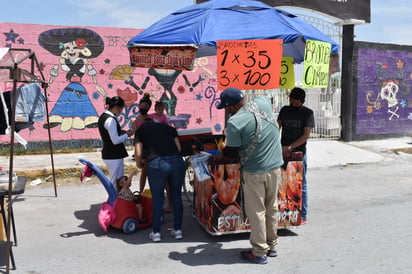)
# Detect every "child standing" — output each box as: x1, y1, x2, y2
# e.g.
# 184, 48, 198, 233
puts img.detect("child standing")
116, 170, 147, 223
151, 101, 168, 124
